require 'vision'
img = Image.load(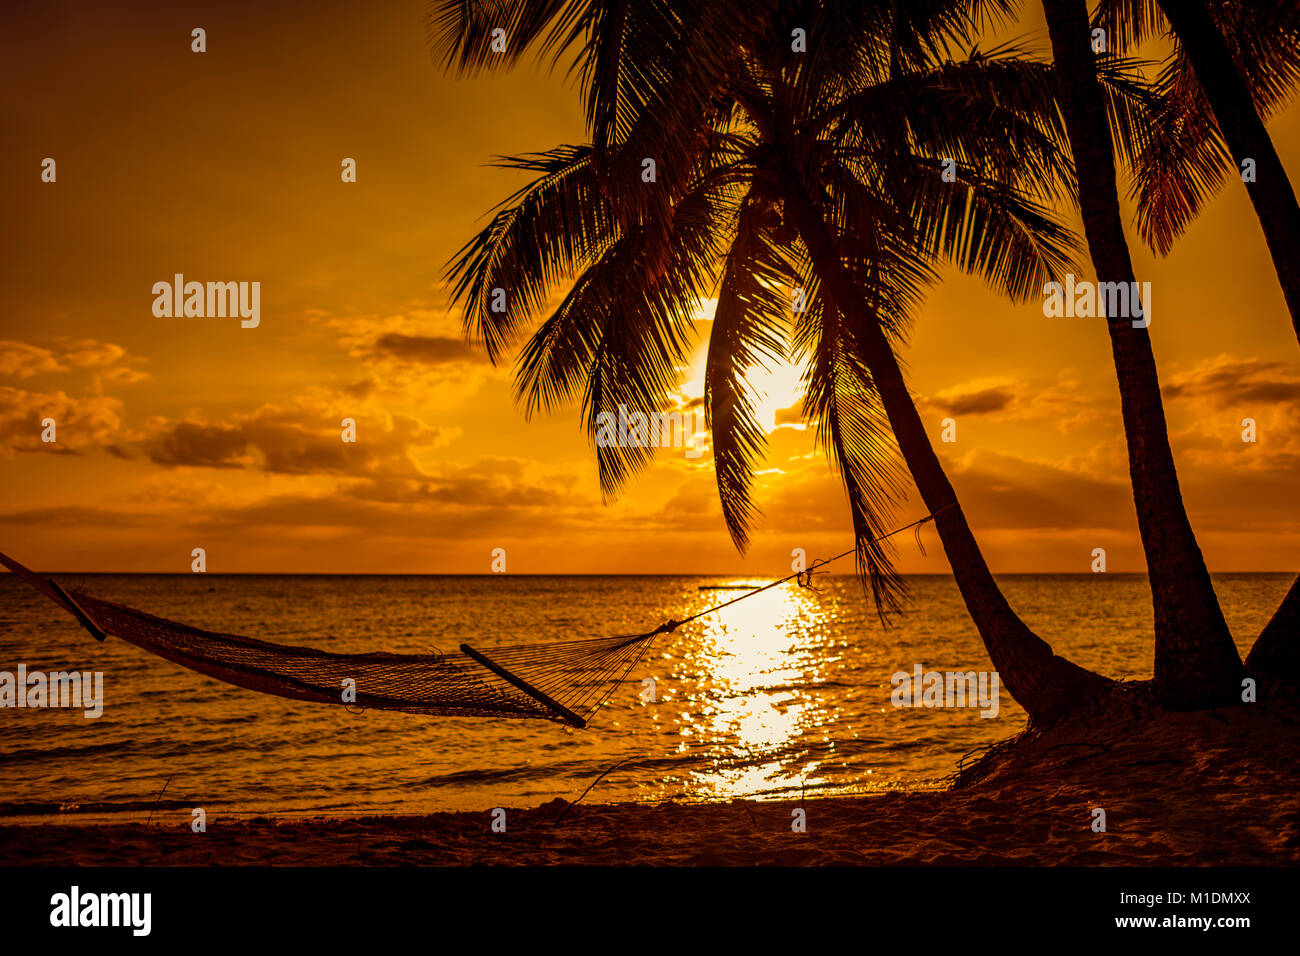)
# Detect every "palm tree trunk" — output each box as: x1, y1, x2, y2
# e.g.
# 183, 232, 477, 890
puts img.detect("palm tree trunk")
1042, 0, 1243, 709
1248, 574, 1300, 677
781, 184, 1114, 725
1155, 0, 1300, 347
